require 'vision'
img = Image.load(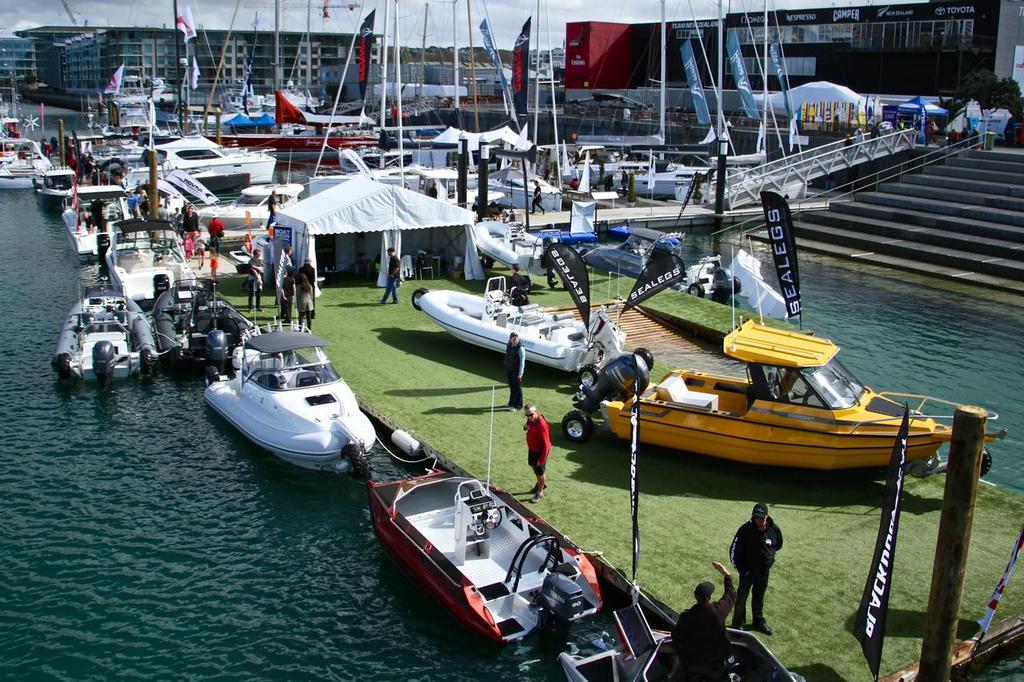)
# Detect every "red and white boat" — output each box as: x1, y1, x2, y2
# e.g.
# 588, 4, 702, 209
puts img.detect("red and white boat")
368, 470, 602, 643
217, 90, 378, 154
